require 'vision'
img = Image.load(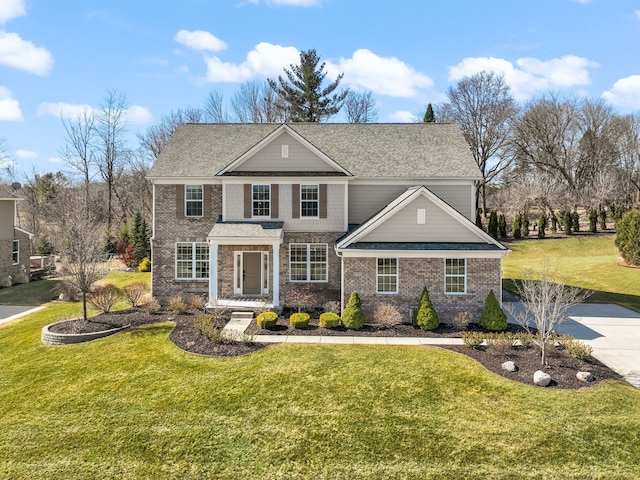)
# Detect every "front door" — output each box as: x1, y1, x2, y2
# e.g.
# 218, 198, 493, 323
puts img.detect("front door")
243, 252, 262, 295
